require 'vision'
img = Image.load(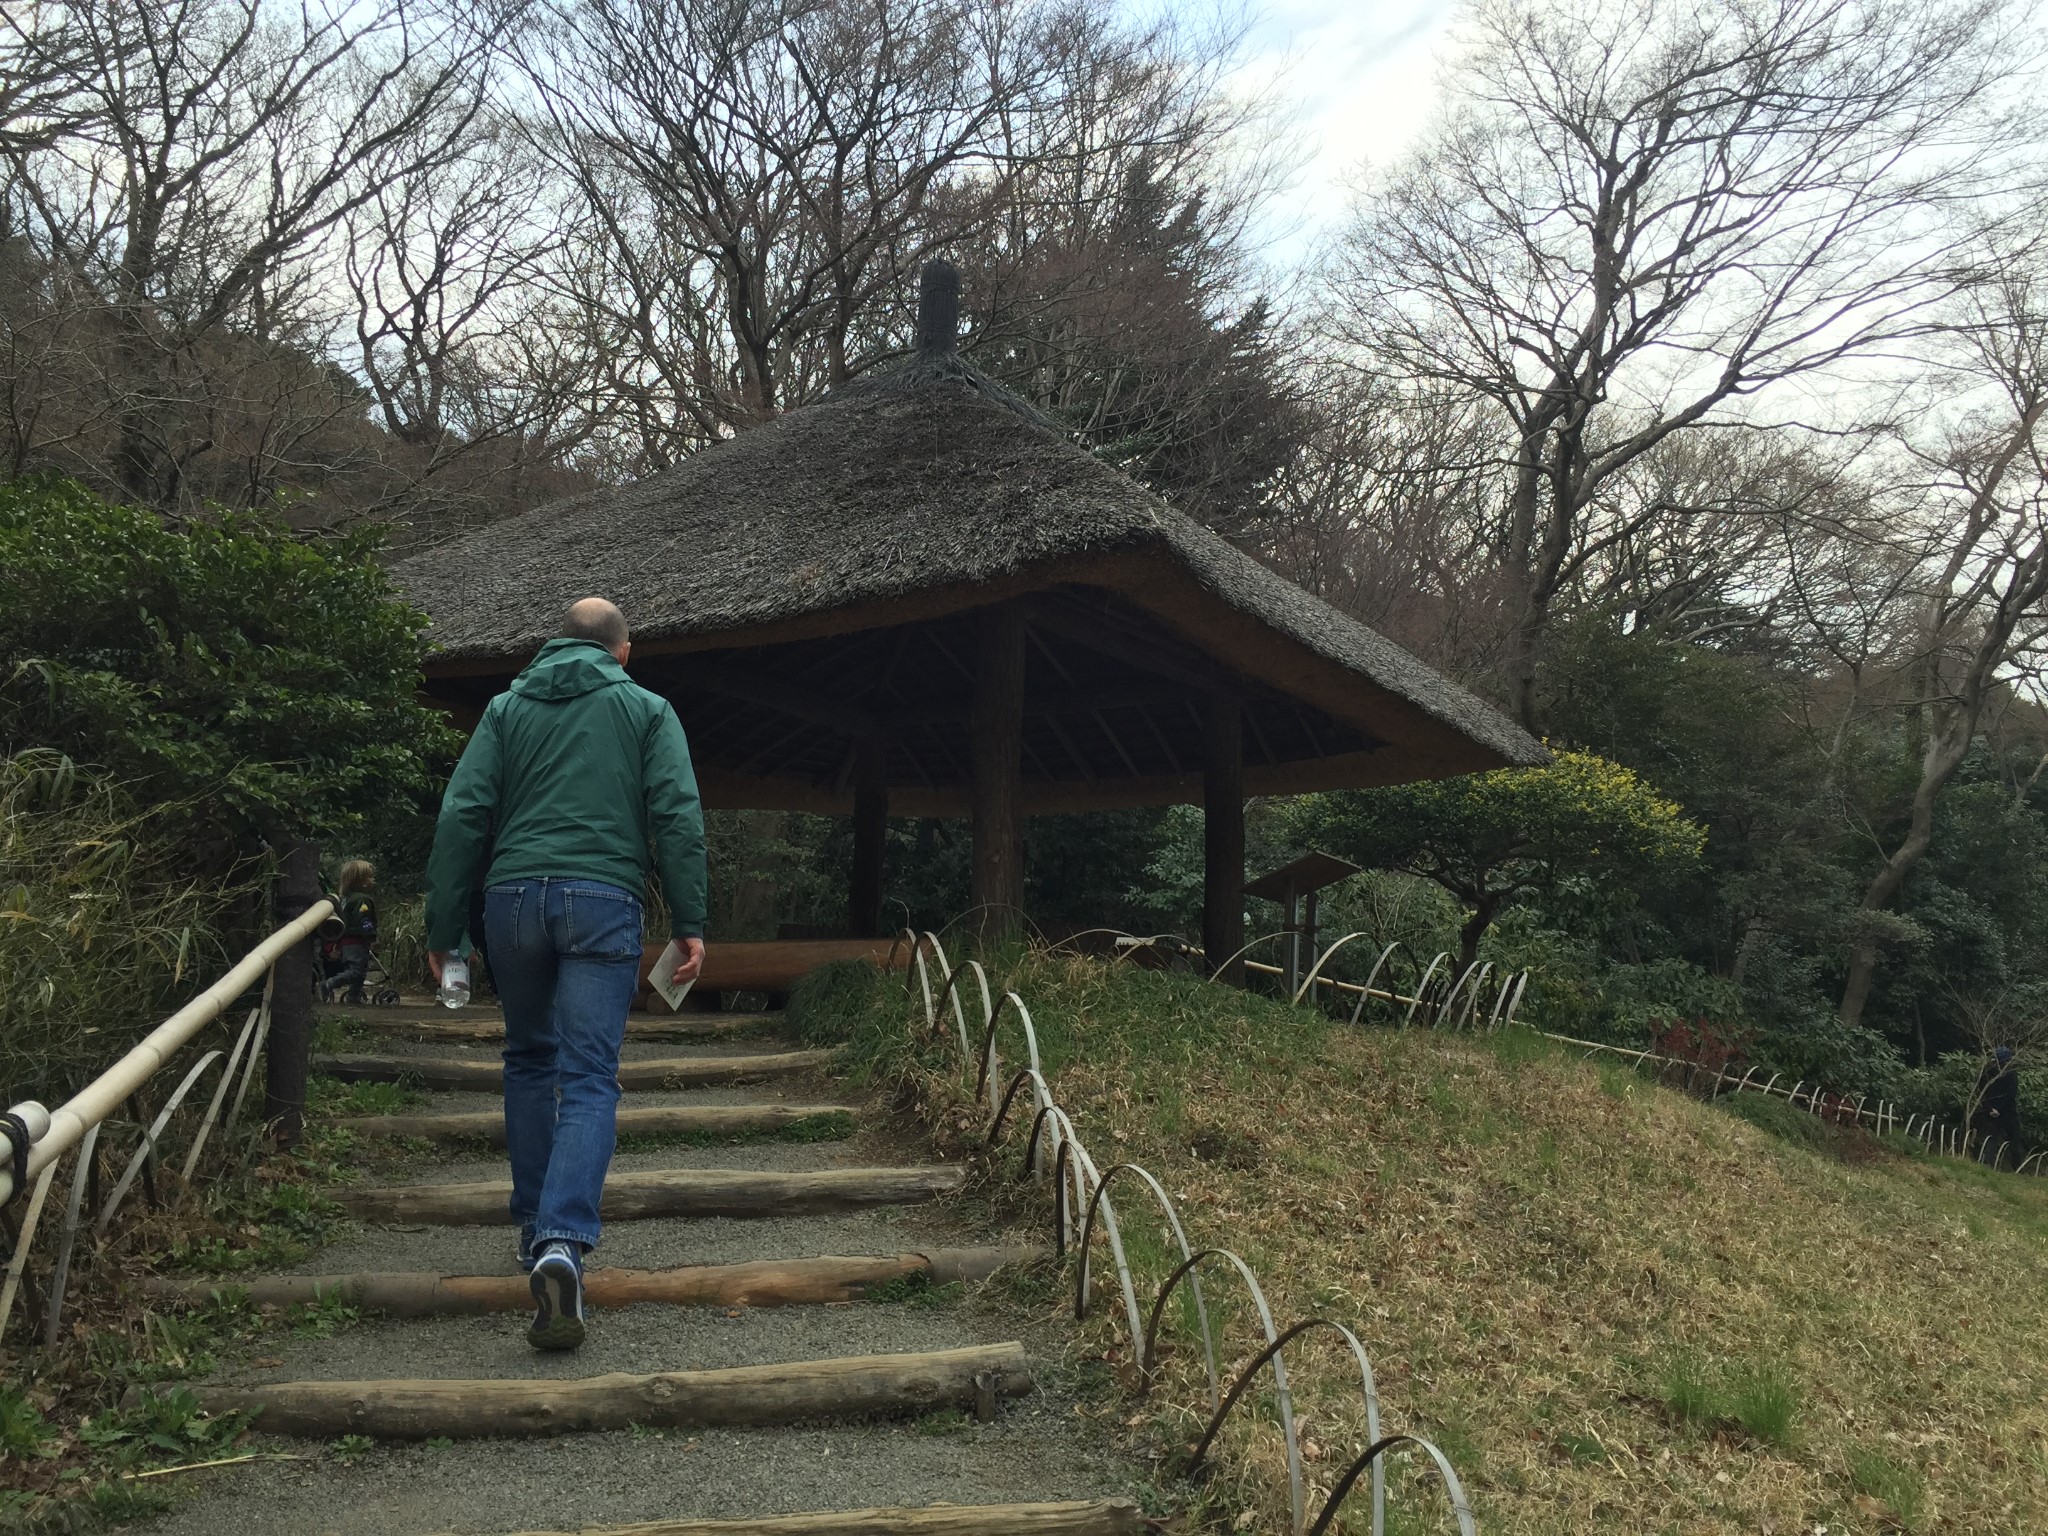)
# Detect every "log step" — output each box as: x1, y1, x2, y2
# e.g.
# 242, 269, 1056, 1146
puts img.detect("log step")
321, 1009, 782, 1044
162, 1342, 1030, 1439
334, 1103, 854, 1144
144, 1247, 1040, 1315
313, 1049, 834, 1091
484, 1500, 1142, 1535
339, 1165, 964, 1225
